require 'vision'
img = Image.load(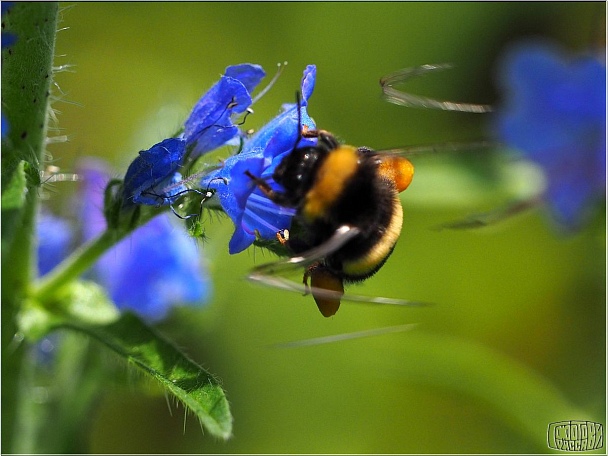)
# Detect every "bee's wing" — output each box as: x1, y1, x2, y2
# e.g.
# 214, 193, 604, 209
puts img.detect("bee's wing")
432, 197, 542, 231
248, 273, 428, 307
250, 225, 360, 276
376, 140, 499, 159
380, 64, 493, 113
273, 323, 420, 348
248, 225, 429, 308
